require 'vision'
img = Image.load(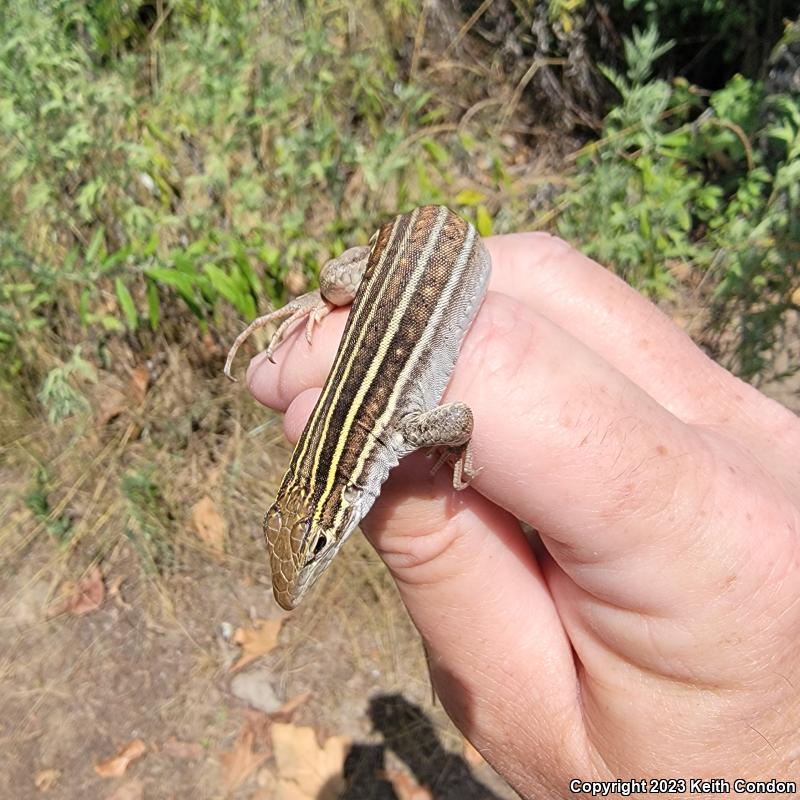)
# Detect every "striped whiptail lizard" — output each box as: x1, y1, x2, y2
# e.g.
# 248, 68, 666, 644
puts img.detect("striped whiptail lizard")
225, 205, 491, 609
